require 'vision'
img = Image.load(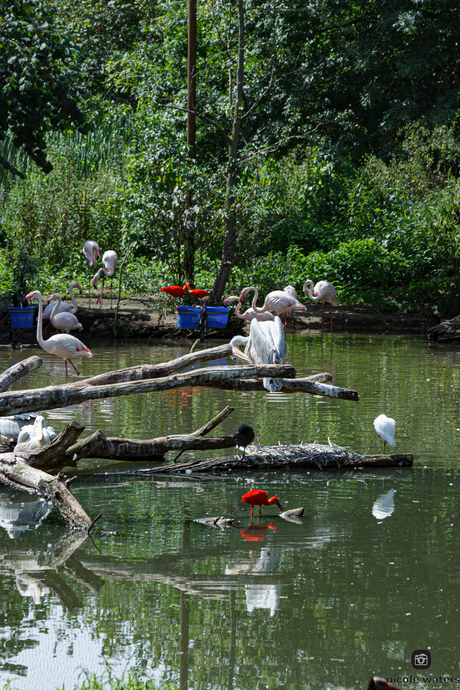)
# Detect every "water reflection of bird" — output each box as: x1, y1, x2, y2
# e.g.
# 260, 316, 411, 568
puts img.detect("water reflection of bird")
230, 316, 287, 392
223, 295, 275, 322
303, 279, 337, 336
83, 240, 100, 307
0, 496, 52, 538
26, 290, 93, 377
372, 489, 396, 520
93, 250, 118, 308
373, 414, 396, 453
368, 678, 402, 690
245, 547, 282, 616
241, 489, 284, 518
15, 414, 57, 452
234, 424, 255, 458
